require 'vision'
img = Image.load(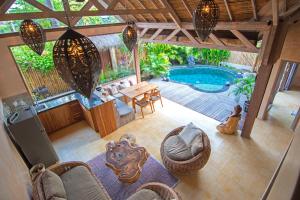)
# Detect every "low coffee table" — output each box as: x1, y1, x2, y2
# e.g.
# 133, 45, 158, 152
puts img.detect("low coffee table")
105, 135, 149, 183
